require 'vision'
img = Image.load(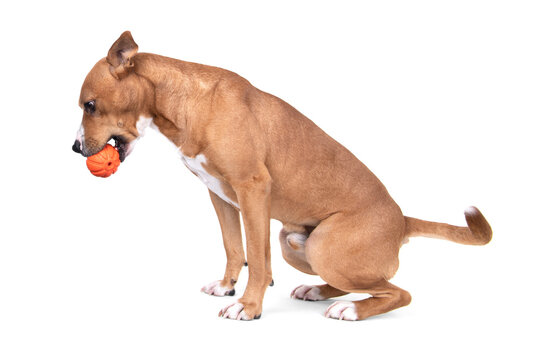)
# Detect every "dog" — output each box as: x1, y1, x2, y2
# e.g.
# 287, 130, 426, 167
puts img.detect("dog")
72, 31, 492, 321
